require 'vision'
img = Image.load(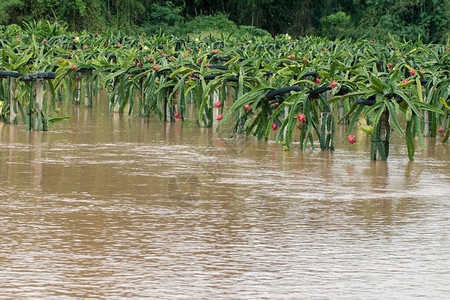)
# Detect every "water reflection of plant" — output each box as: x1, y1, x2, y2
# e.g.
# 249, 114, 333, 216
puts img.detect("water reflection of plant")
166, 132, 255, 207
